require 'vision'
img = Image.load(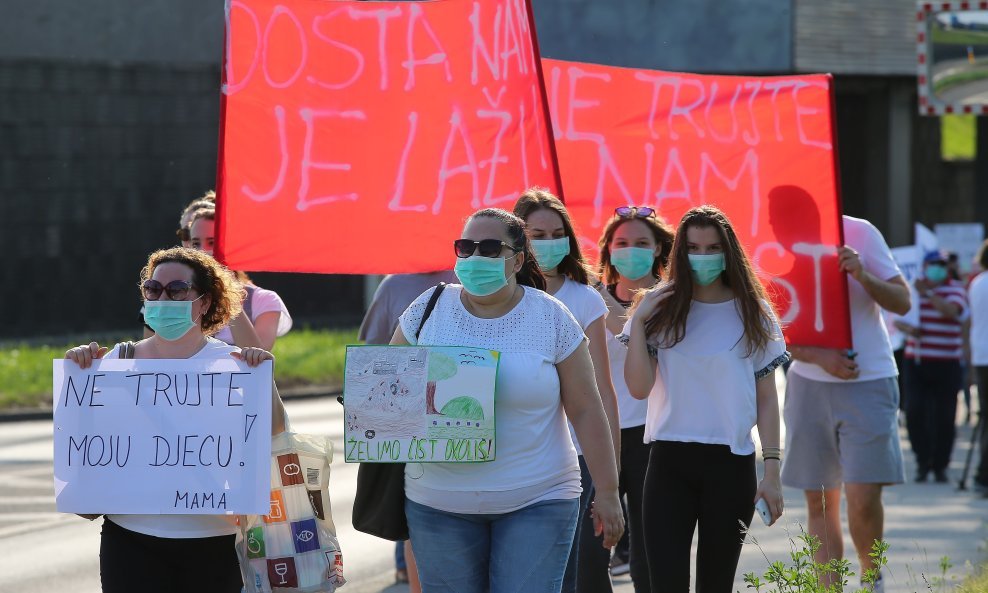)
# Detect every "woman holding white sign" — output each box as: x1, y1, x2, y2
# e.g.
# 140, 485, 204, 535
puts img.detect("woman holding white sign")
623, 206, 787, 593
391, 208, 624, 593
65, 246, 287, 593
